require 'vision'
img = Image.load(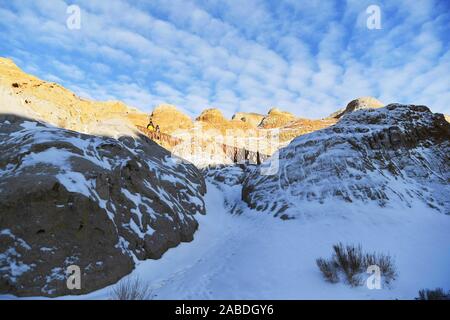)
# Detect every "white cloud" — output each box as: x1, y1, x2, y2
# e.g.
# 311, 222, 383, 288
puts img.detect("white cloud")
52, 60, 85, 81
0, 0, 448, 119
